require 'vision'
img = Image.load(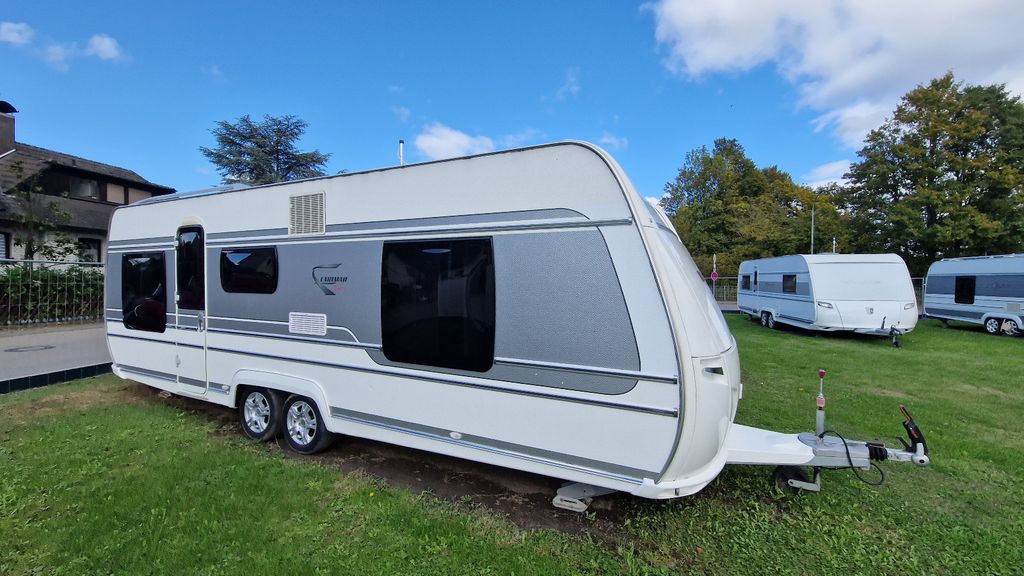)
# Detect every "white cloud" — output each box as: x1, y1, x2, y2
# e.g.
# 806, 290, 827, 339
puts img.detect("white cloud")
599, 132, 629, 150
391, 105, 411, 123
85, 33, 123, 60
555, 67, 580, 100
801, 159, 850, 188
44, 43, 73, 72
201, 64, 225, 82
648, 0, 1024, 148
0, 22, 34, 46
414, 122, 495, 160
